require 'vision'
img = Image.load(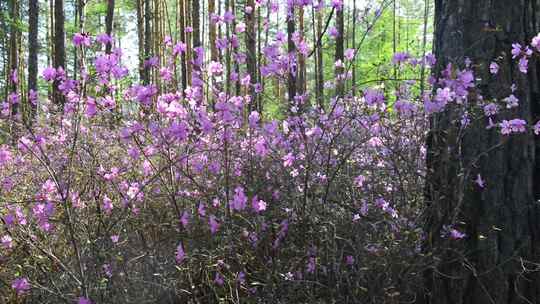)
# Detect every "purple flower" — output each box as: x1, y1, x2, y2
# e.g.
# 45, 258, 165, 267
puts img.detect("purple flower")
208, 61, 224, 76
519, 57, 529, 74
73, 33, 91, 47
449, 229, 466, 240
176, 242, 185, 264
96, 33, 112, 45
489, 62, 499, 75
232, 186, 247, 211
475, 174, 485, 188
392, 52, 410, 65
214, 273, 224, 286
500, 119, 527, 135
345, 48, 355, 61
209, 215, 220, 234
1, 235, 13, 249
77, 297, 93, 304
11, 278, 30, 295
534, 120, 540, 135
42, 67, 57, 81
251, 196, 267, 213
345, 255, 355, 265
483, 103, 498, 116
328, 26, 339, 39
